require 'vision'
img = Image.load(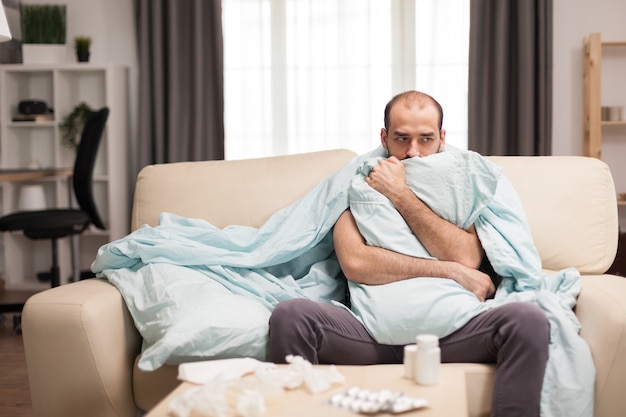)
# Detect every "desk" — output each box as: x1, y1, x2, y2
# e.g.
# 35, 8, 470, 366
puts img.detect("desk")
0, 167, 72, 182
0, 288, 38, 312
146, 364, 469, 417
